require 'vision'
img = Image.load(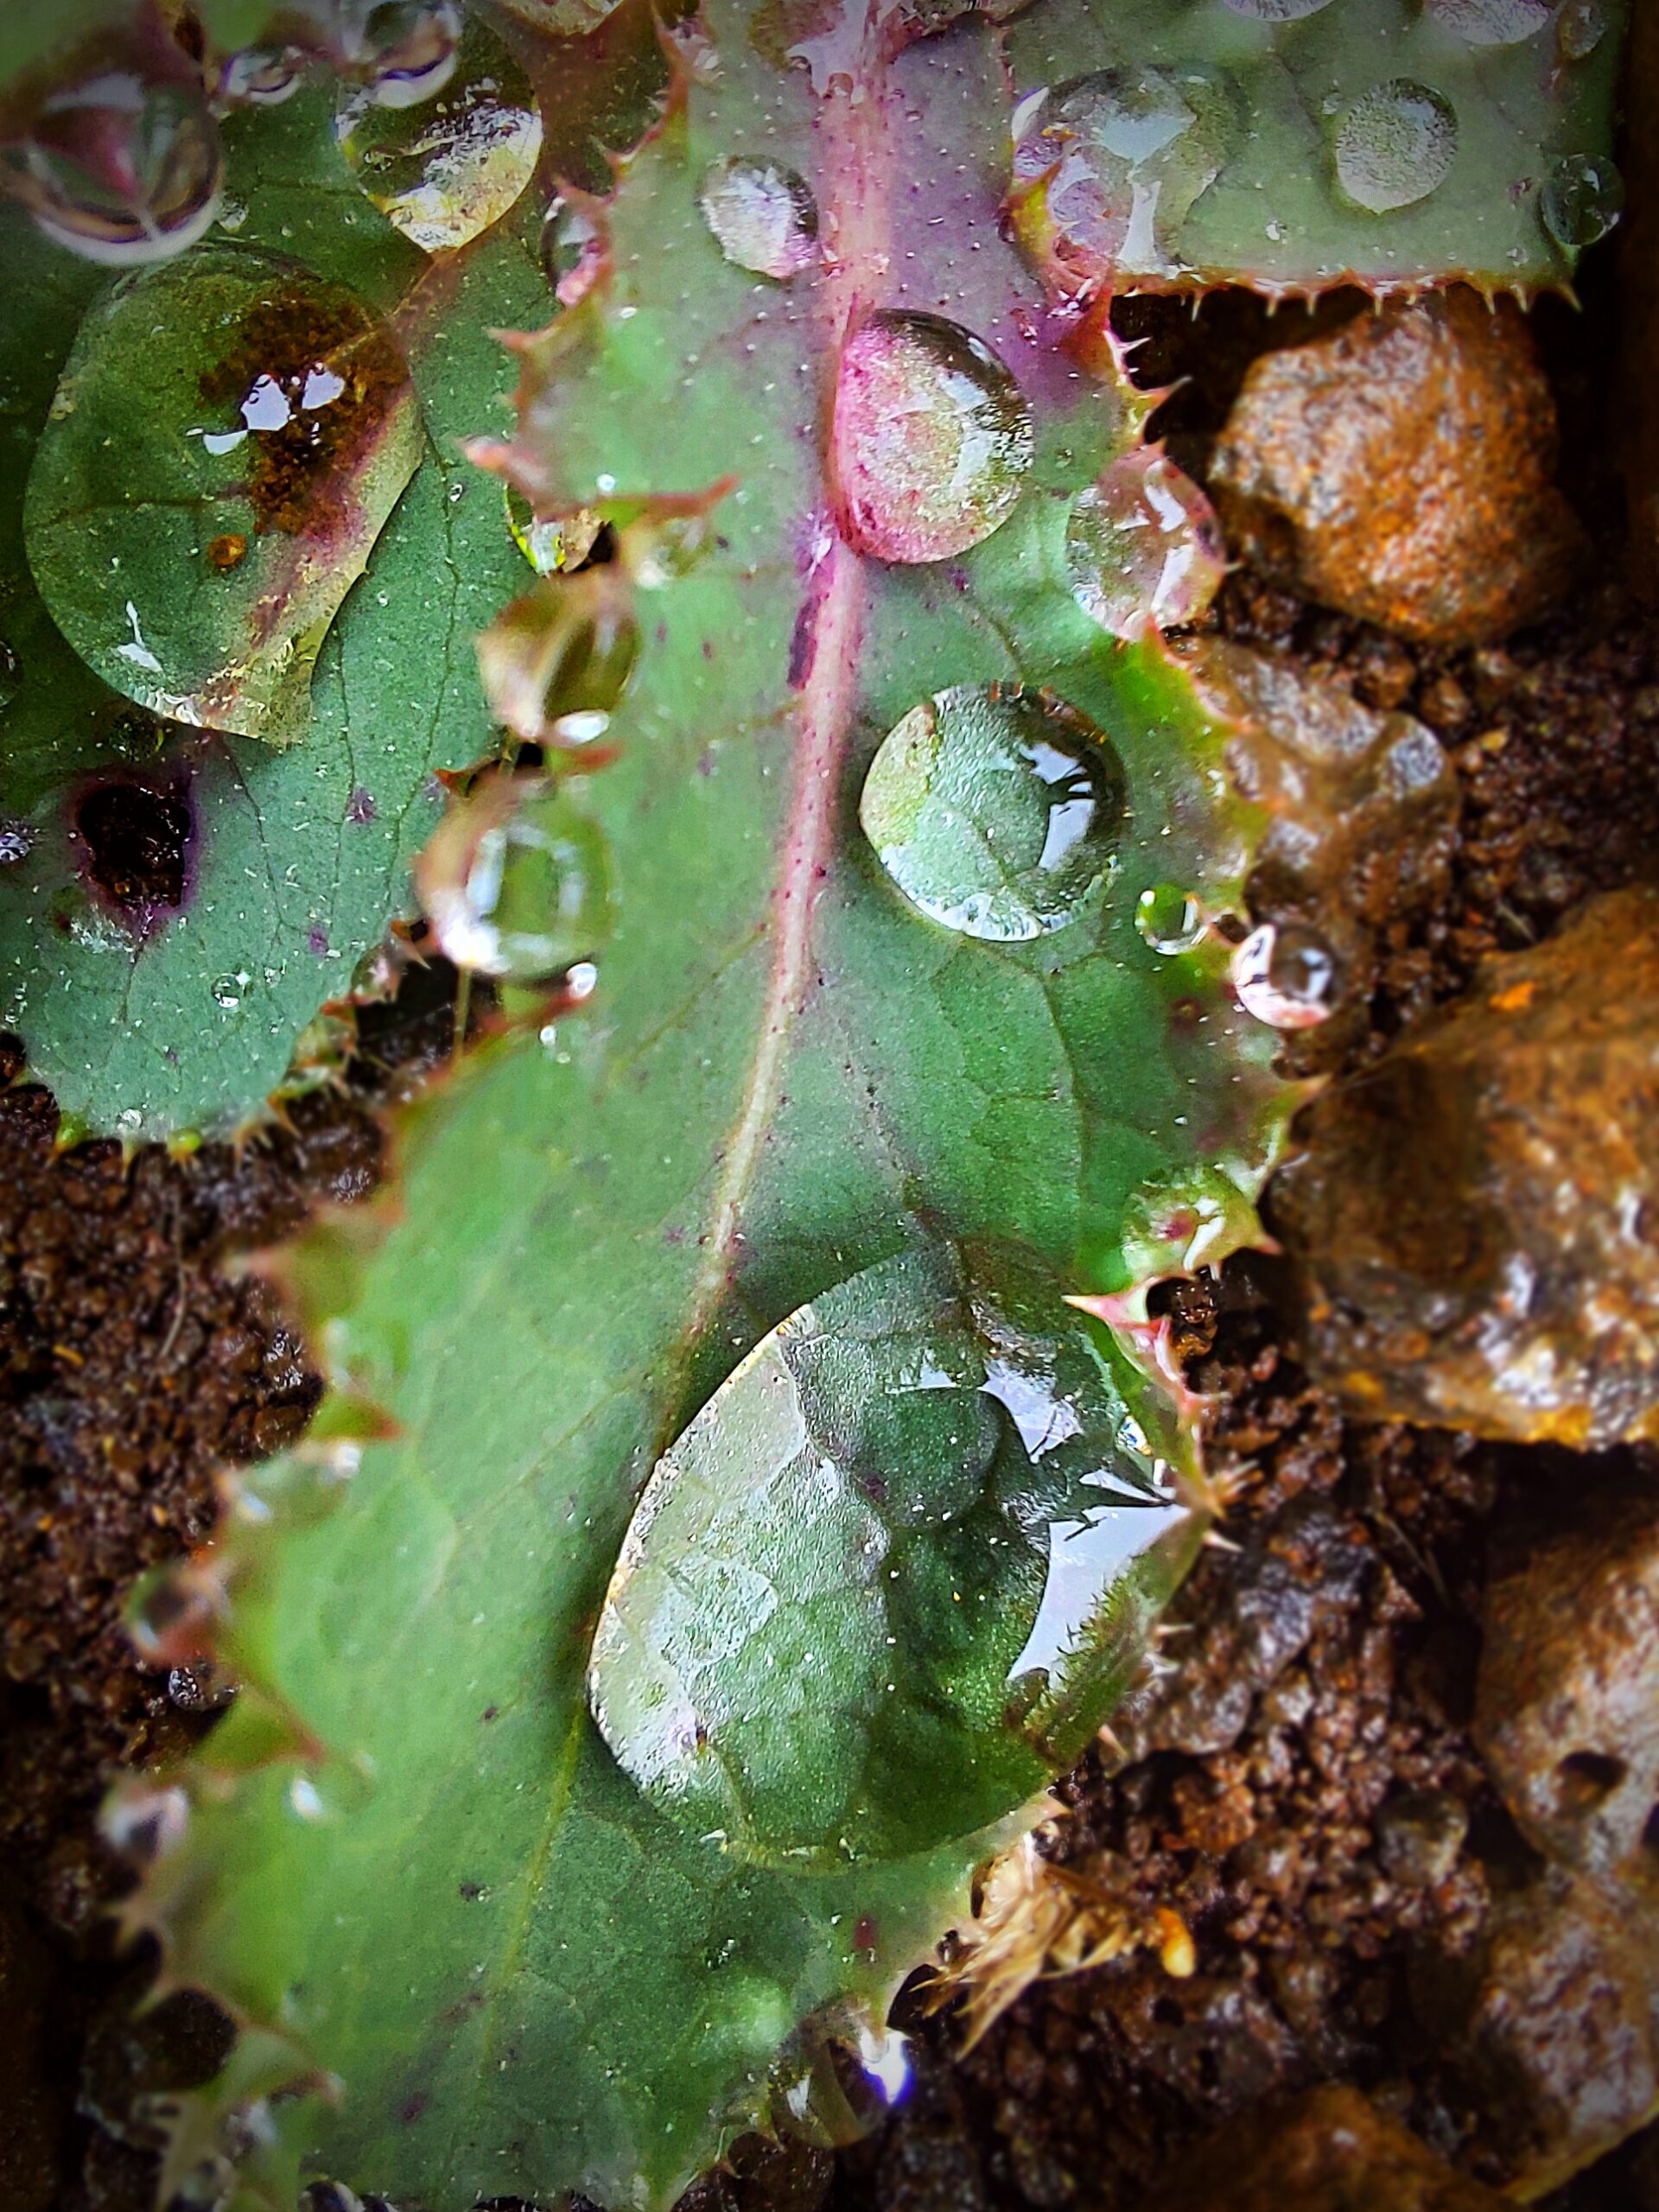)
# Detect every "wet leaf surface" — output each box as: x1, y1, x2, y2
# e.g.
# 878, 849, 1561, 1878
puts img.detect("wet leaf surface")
127, 3, 1301, 2204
